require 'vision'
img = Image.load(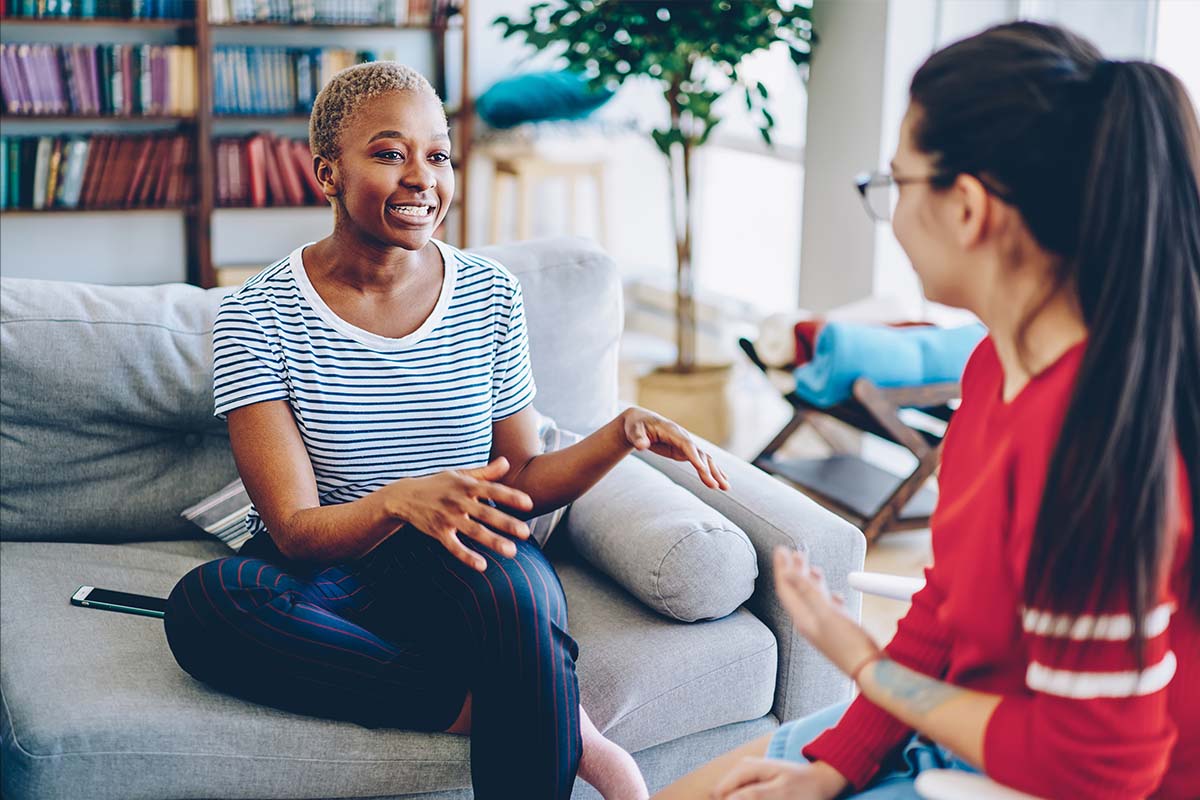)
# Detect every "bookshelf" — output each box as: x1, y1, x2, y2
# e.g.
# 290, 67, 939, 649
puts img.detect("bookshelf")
0, 1, 474, 289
